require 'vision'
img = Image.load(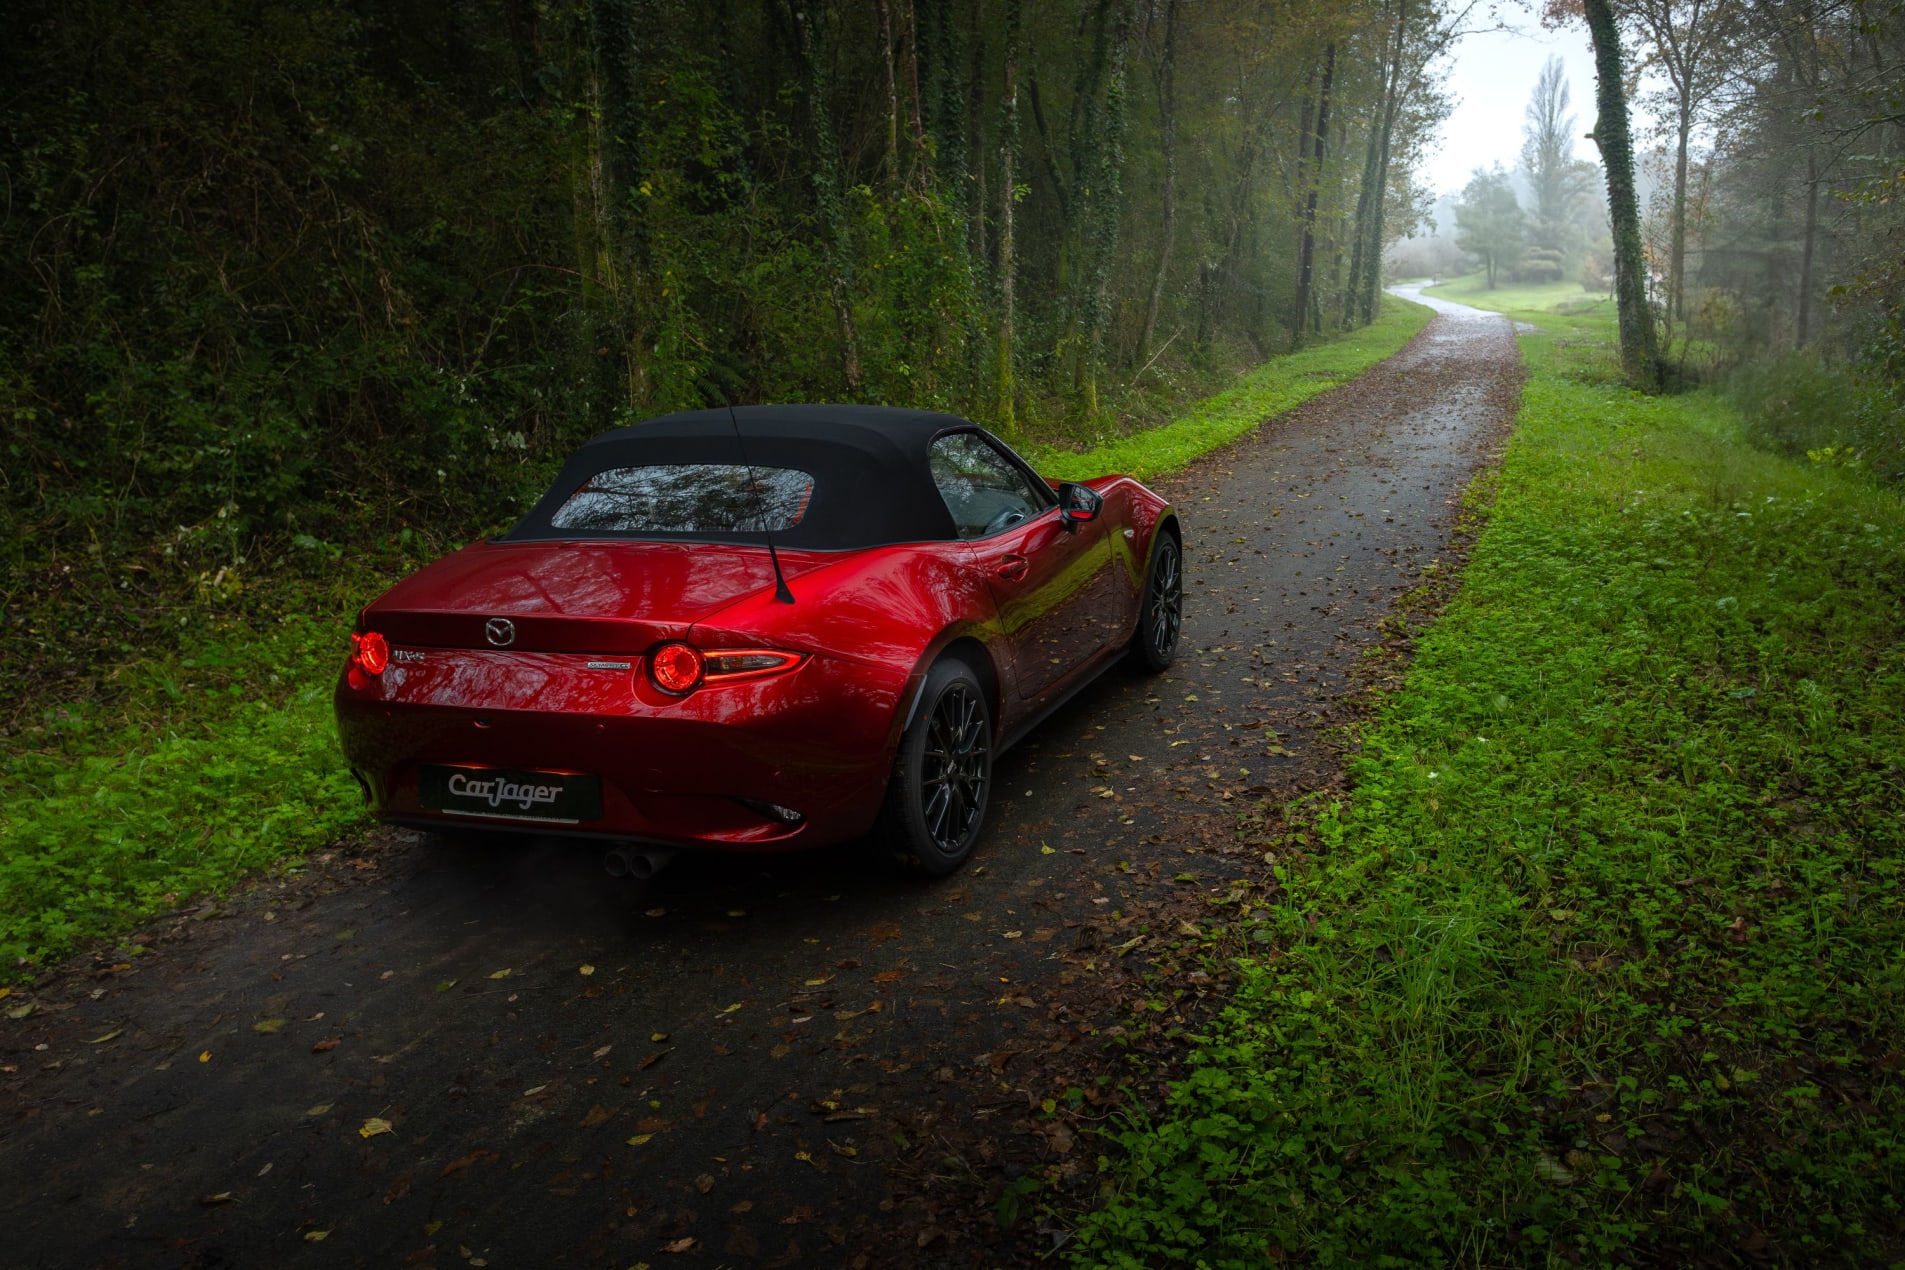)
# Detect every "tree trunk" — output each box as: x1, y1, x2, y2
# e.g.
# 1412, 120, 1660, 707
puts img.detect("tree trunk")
1291, 42, 1335, 351
1583, 0, 1660, 389
1137, 0, 1178, 361
1797, 149, 1819, 347
1345, 0, 1403, 330
1077, 0, 1132, 414
1196, 260, 1216, 349
996, 0, 1020, 427
967, 0, 988, 264
903, 0, 930, 187
1026, 70, 1071, 226
787, 1, 865, 395
1358, 0, 1408, 326
1344, 116, 1383, 330
586, 0, 648, 404
1667, 82, 1692, 351
878, 0, 901, 187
